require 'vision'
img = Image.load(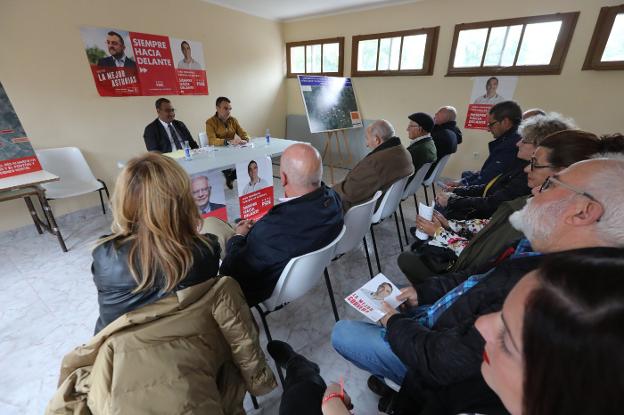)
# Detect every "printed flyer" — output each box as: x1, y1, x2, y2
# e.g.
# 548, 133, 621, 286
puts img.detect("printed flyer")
236, 156, 274, 221
190, 170, 227, 222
